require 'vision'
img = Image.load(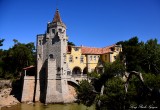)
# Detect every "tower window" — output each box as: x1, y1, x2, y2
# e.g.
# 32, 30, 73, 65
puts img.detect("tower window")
63, 53, 66, 62
59, 28, 62, 32
49, 54, 54, 59
38, 54, 41, 59
39, 40, 42, 45
52, 29, 55, 34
